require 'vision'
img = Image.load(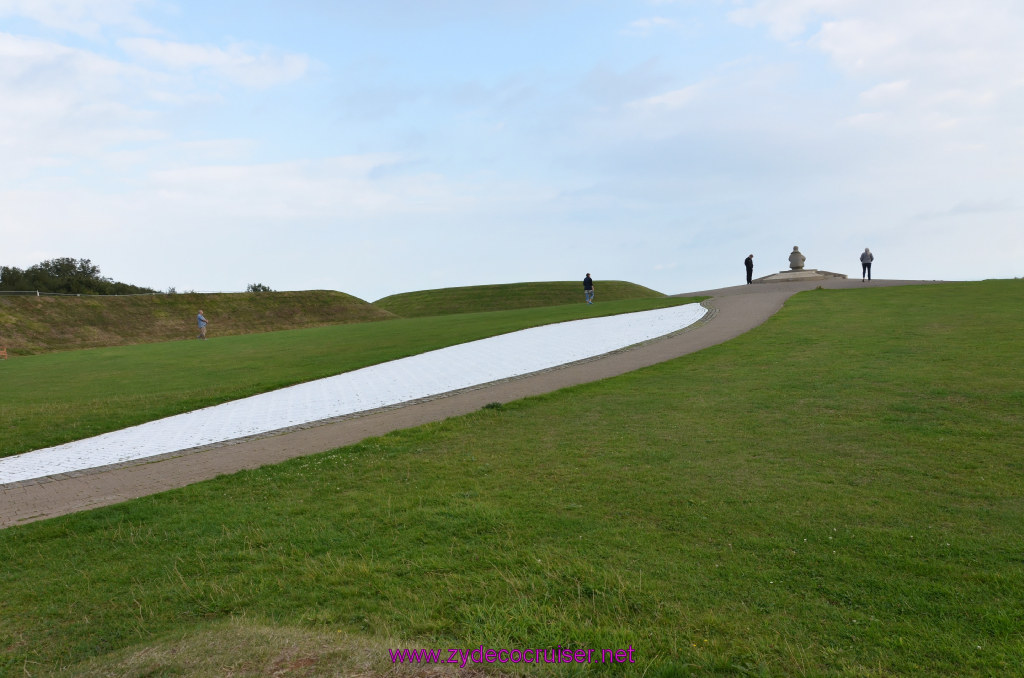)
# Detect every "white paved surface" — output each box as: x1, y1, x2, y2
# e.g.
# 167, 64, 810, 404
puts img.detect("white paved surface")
0, 304, 706, 484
